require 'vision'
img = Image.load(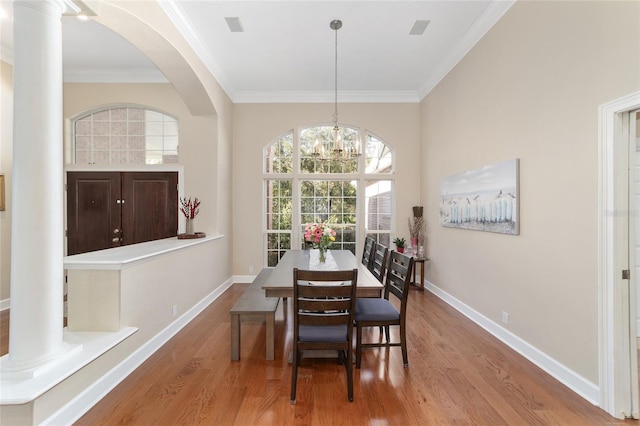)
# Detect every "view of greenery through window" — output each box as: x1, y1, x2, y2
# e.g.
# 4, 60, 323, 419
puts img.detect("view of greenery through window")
265, 126, 393, 267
